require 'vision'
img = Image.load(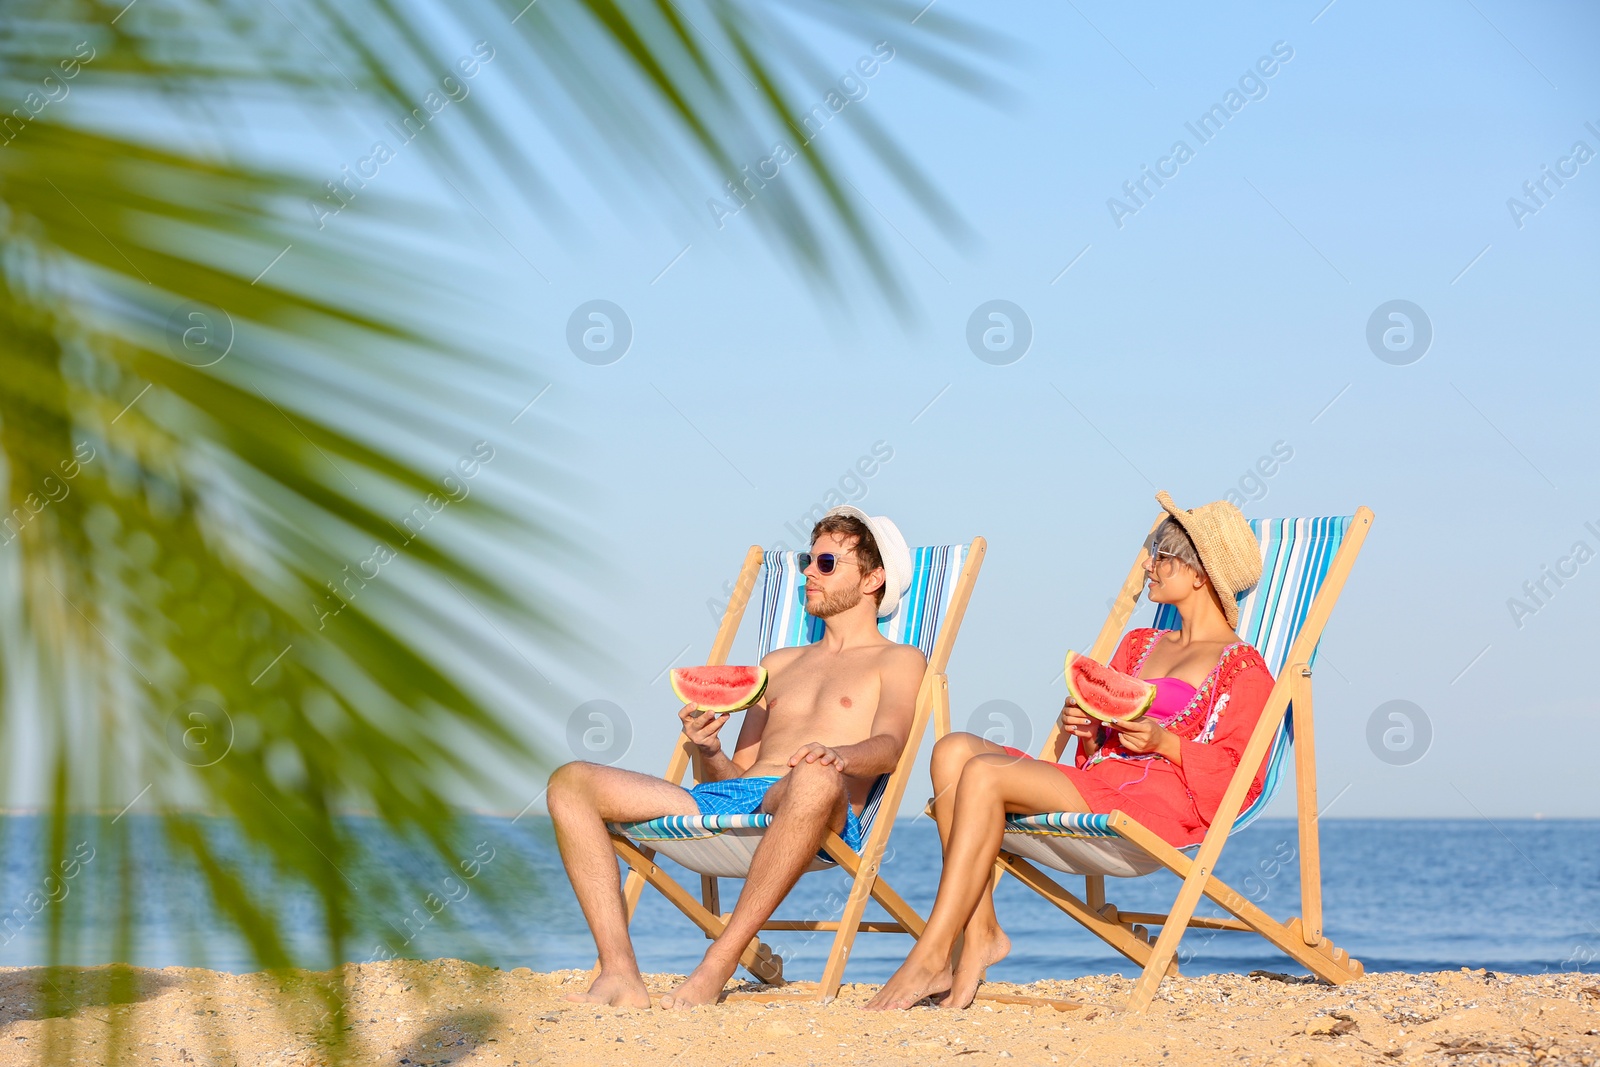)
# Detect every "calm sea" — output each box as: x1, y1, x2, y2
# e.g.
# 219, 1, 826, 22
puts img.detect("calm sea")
0, 817, 1594, 983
